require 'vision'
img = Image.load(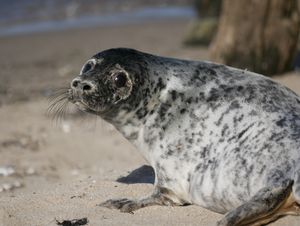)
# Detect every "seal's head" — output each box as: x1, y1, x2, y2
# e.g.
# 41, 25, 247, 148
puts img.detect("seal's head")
68, 48, 150, 120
